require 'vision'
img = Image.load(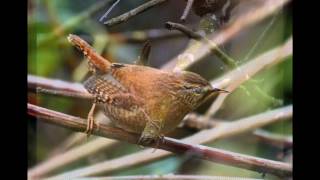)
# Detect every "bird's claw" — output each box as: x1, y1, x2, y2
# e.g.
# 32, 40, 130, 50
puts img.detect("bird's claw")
137, 133, 164, 152
85, 103, 98, 138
